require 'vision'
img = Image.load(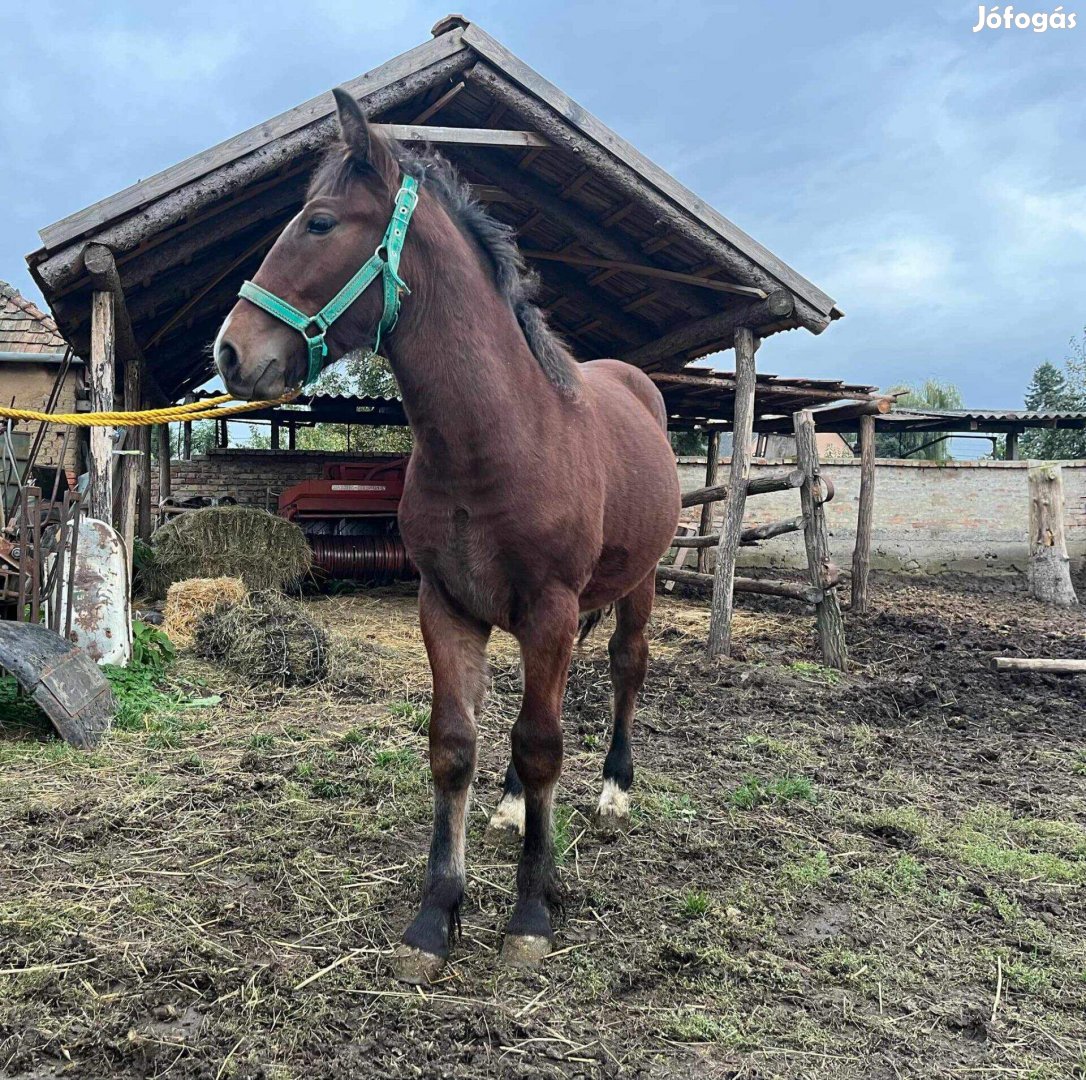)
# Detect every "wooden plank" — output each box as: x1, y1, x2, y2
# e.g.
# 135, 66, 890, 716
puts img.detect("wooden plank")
520, 250, 766, 297
376, 123, 549, 147
88, 292, 115, 524
697, 430, 720, 574
461, 25, 837, 317
38, 30, 468, 252
992, 657, 1086, 673
707, 327, 757, 659
851, 414, 875, 614
794, 409, 848, 669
